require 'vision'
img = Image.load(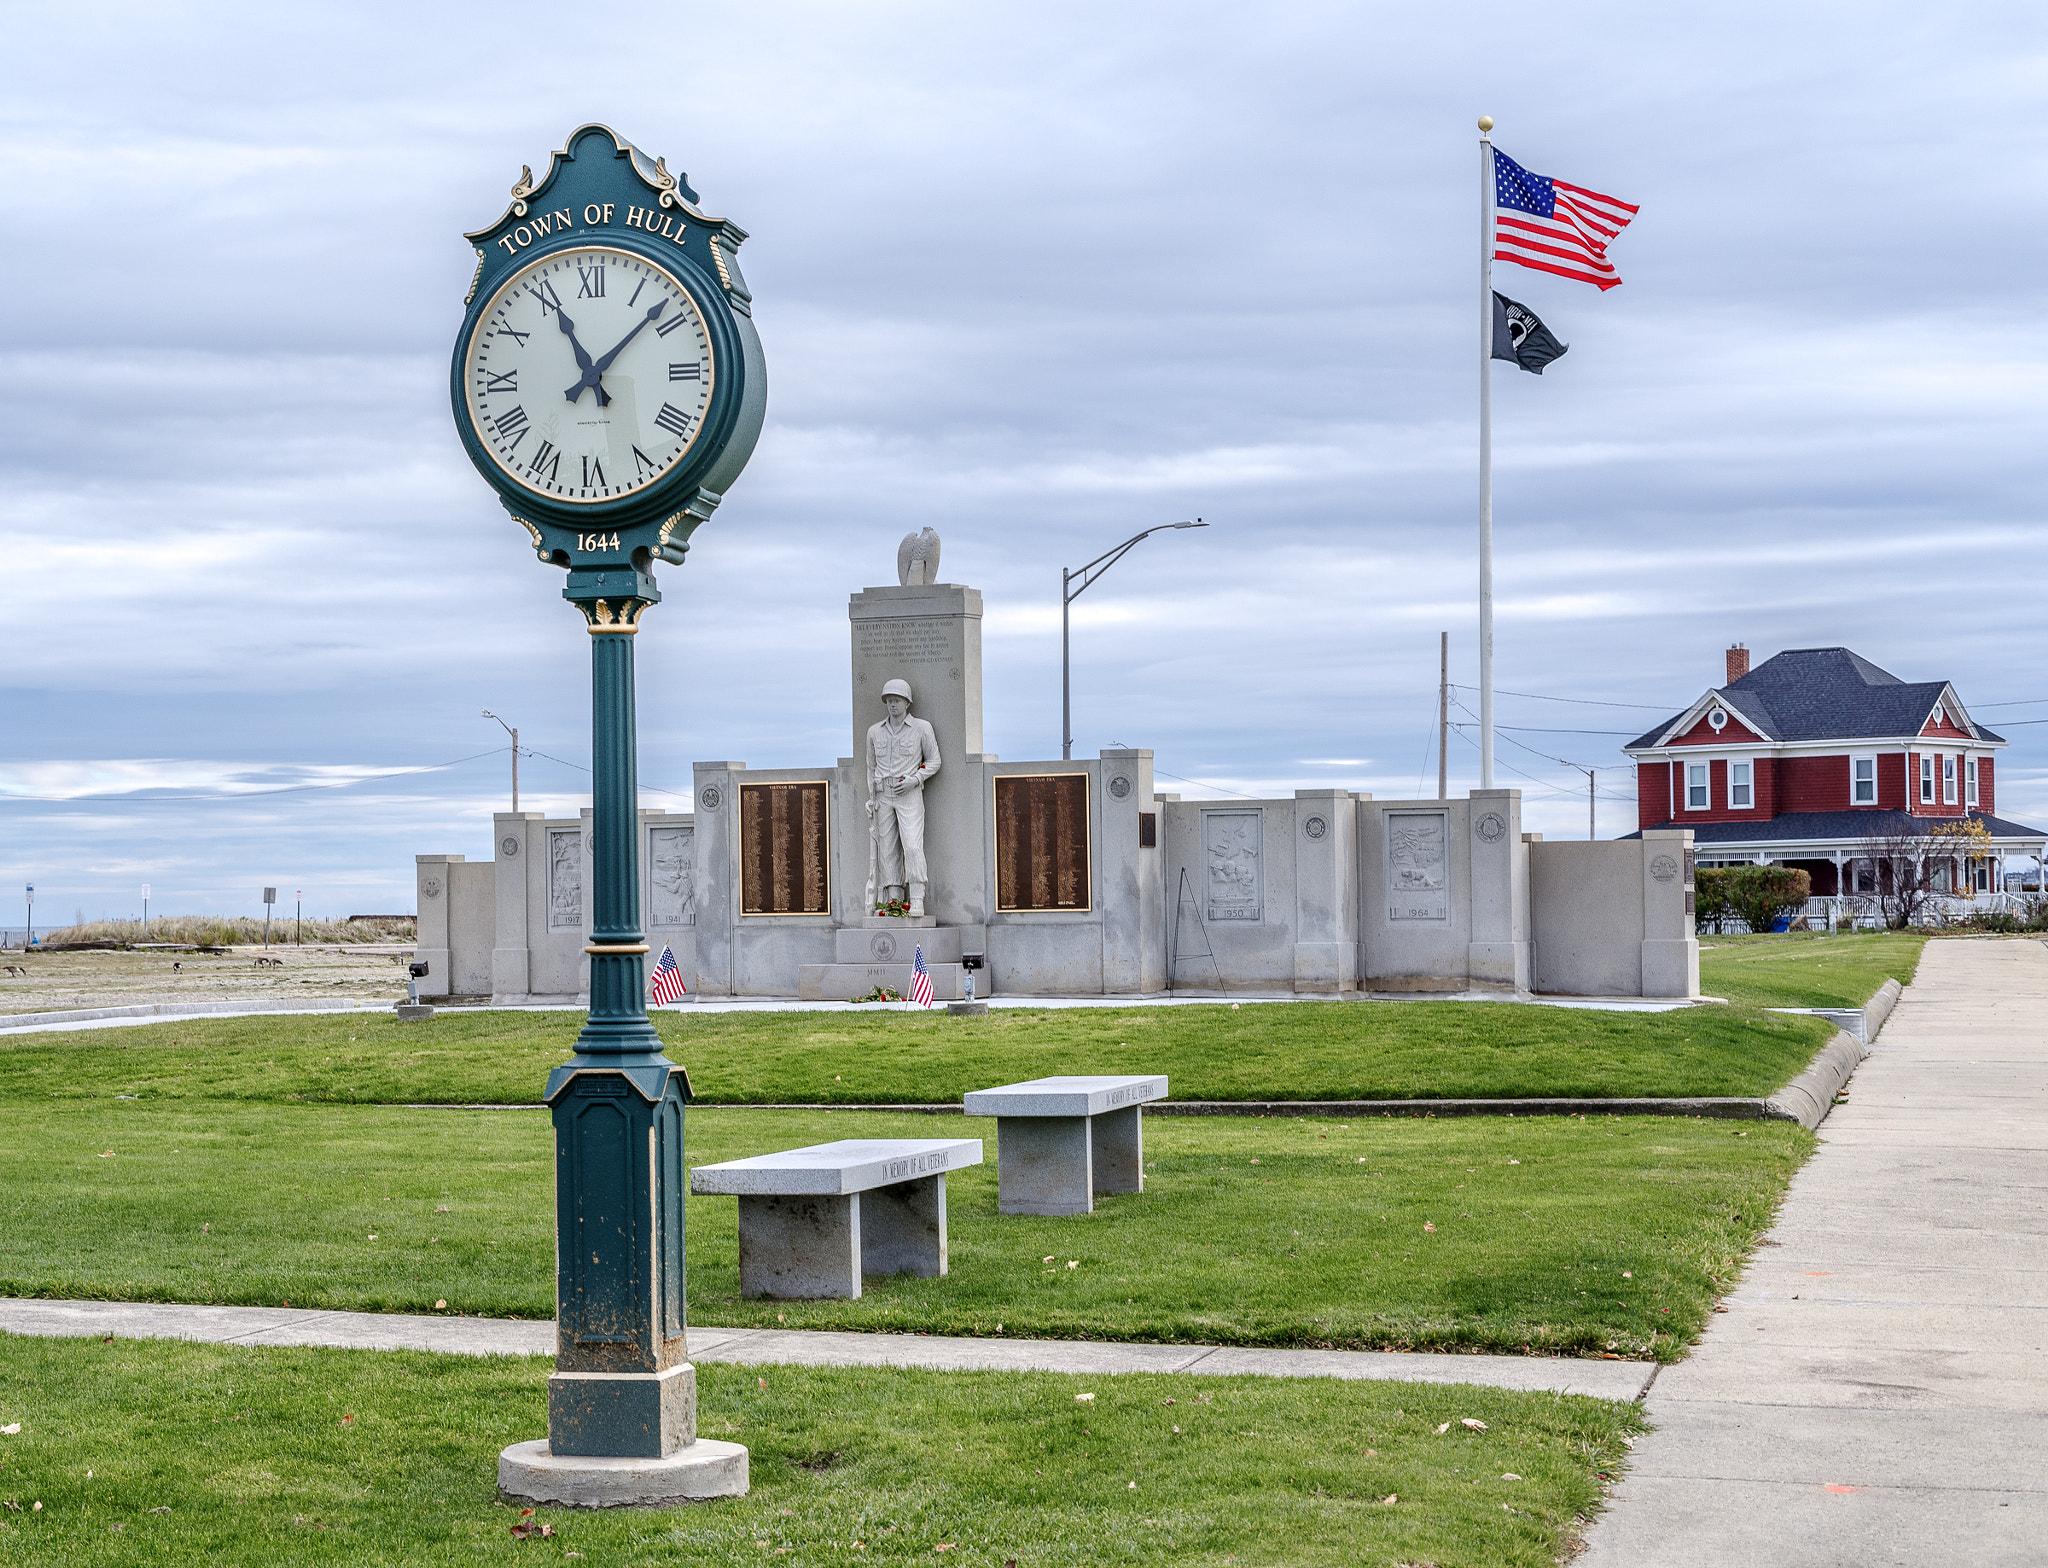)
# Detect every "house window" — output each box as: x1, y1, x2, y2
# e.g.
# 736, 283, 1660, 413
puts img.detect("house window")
1852, 755, 1877, 805
1965, 757, 1978, 807
1729, 760, 1753, 808
1974, 863, 1991, 892
1942, 756, 1957, 805
1686, 762, 1708, 809
1920, 755, 1935, 803
1854, 859, 1877, 894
